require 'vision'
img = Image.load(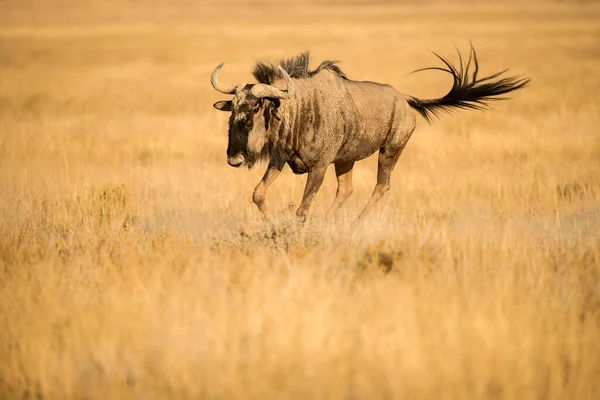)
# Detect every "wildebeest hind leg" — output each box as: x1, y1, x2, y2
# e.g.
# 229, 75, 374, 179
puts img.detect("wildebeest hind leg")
357, 143, 406, 220
253, 159, 285, 220
326, 161, 355, 221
